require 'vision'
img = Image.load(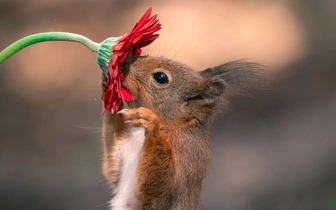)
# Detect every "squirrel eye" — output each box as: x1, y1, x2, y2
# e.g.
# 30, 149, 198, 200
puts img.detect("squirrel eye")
152, 72, 169, 85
